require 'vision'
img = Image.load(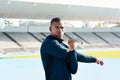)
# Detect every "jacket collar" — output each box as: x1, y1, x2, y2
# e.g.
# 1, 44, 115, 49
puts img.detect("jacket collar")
47, 35, 63, 43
